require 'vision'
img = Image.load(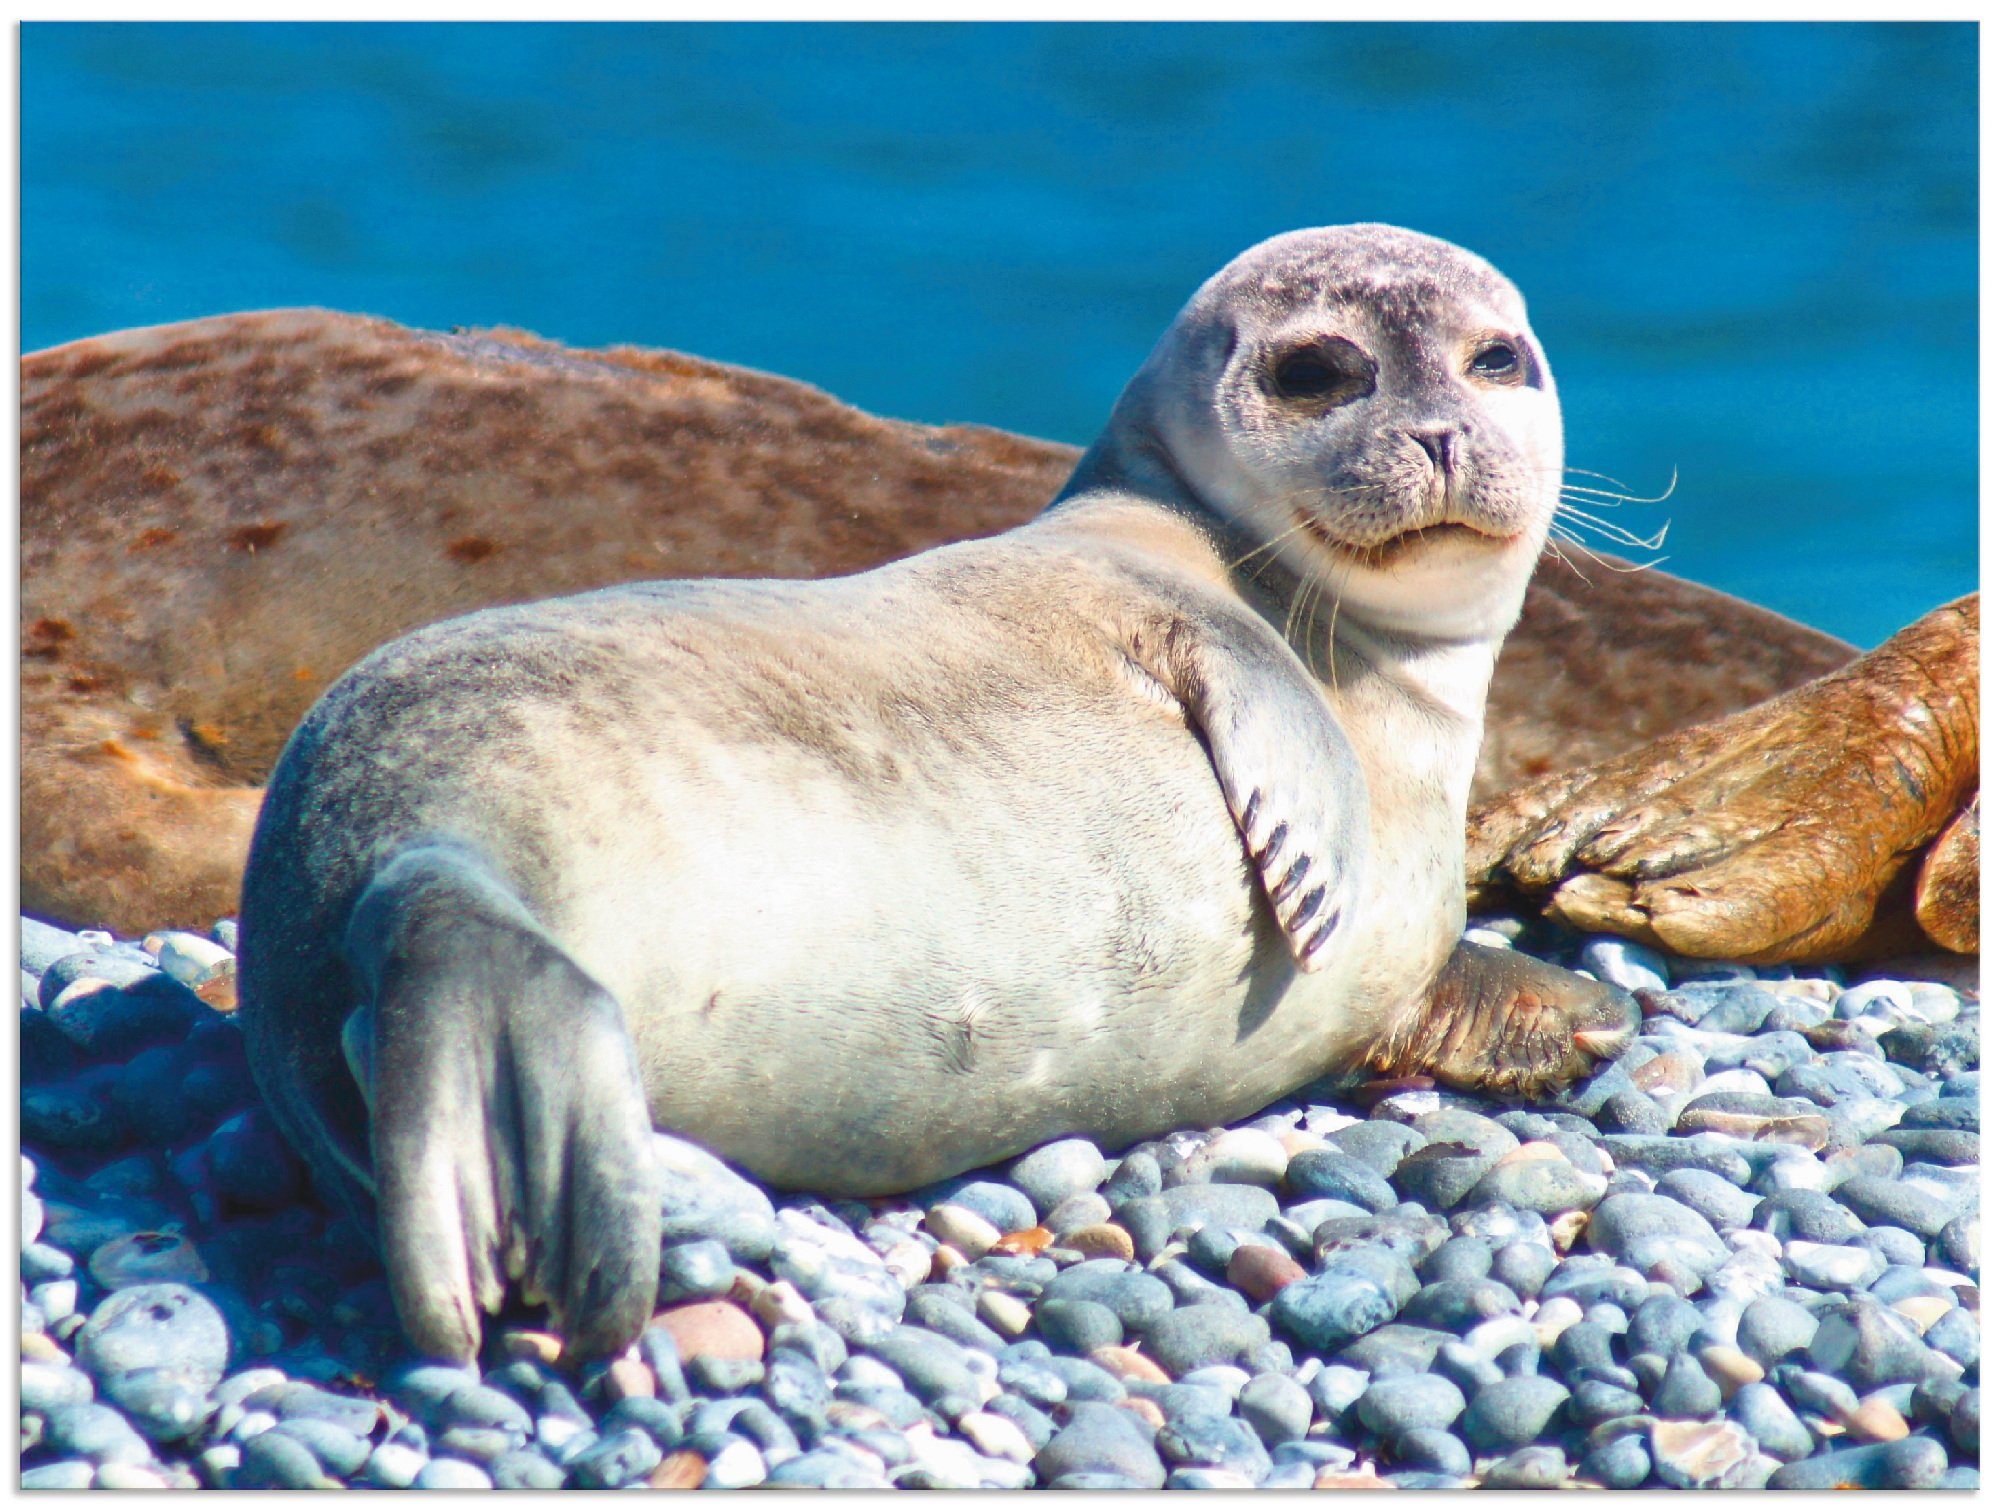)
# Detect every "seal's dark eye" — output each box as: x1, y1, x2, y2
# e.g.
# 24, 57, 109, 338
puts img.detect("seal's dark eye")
1269, 341, 1373, 406
1470, 341, 1523, 380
